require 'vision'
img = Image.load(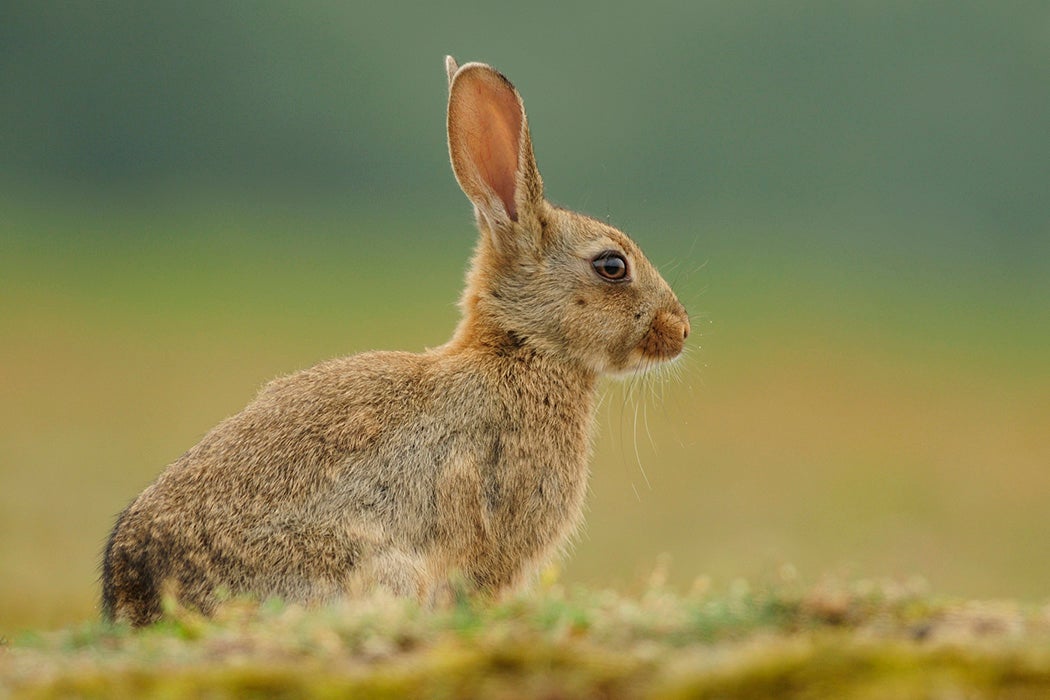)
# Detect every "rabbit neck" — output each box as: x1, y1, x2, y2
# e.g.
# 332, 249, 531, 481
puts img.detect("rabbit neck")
447, 311, 597, 389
